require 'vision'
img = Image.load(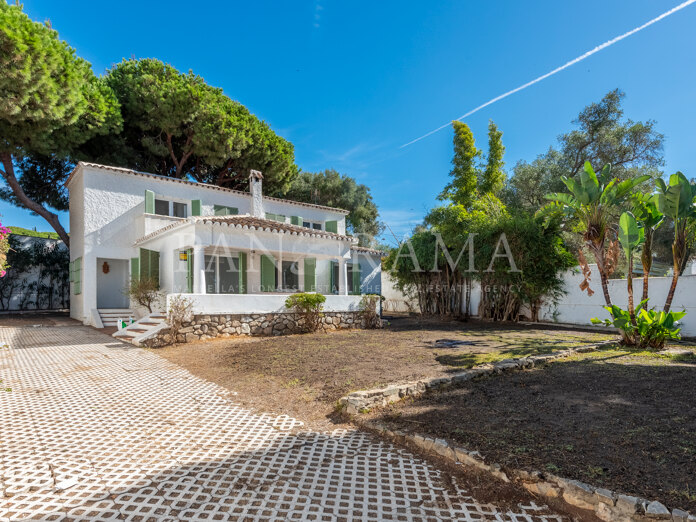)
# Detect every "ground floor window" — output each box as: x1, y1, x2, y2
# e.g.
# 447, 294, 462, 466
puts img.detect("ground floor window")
204, 254, 240, 294
281, 260, 299, 291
